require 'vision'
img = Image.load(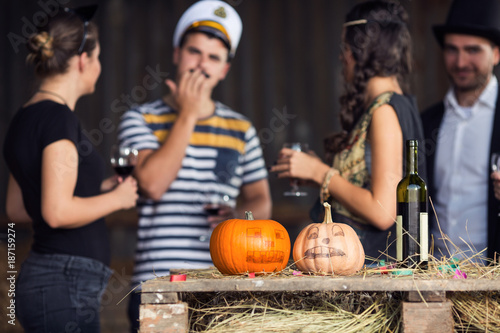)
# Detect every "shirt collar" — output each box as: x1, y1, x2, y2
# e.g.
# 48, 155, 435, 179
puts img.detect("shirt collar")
445, 75, 498, 112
